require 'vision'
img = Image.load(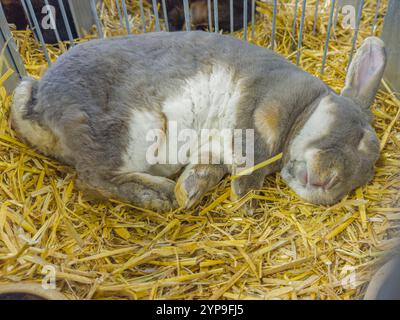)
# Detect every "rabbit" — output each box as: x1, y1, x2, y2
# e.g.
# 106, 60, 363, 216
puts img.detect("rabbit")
10, 31, 386, 212
154, 0, 252, 31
